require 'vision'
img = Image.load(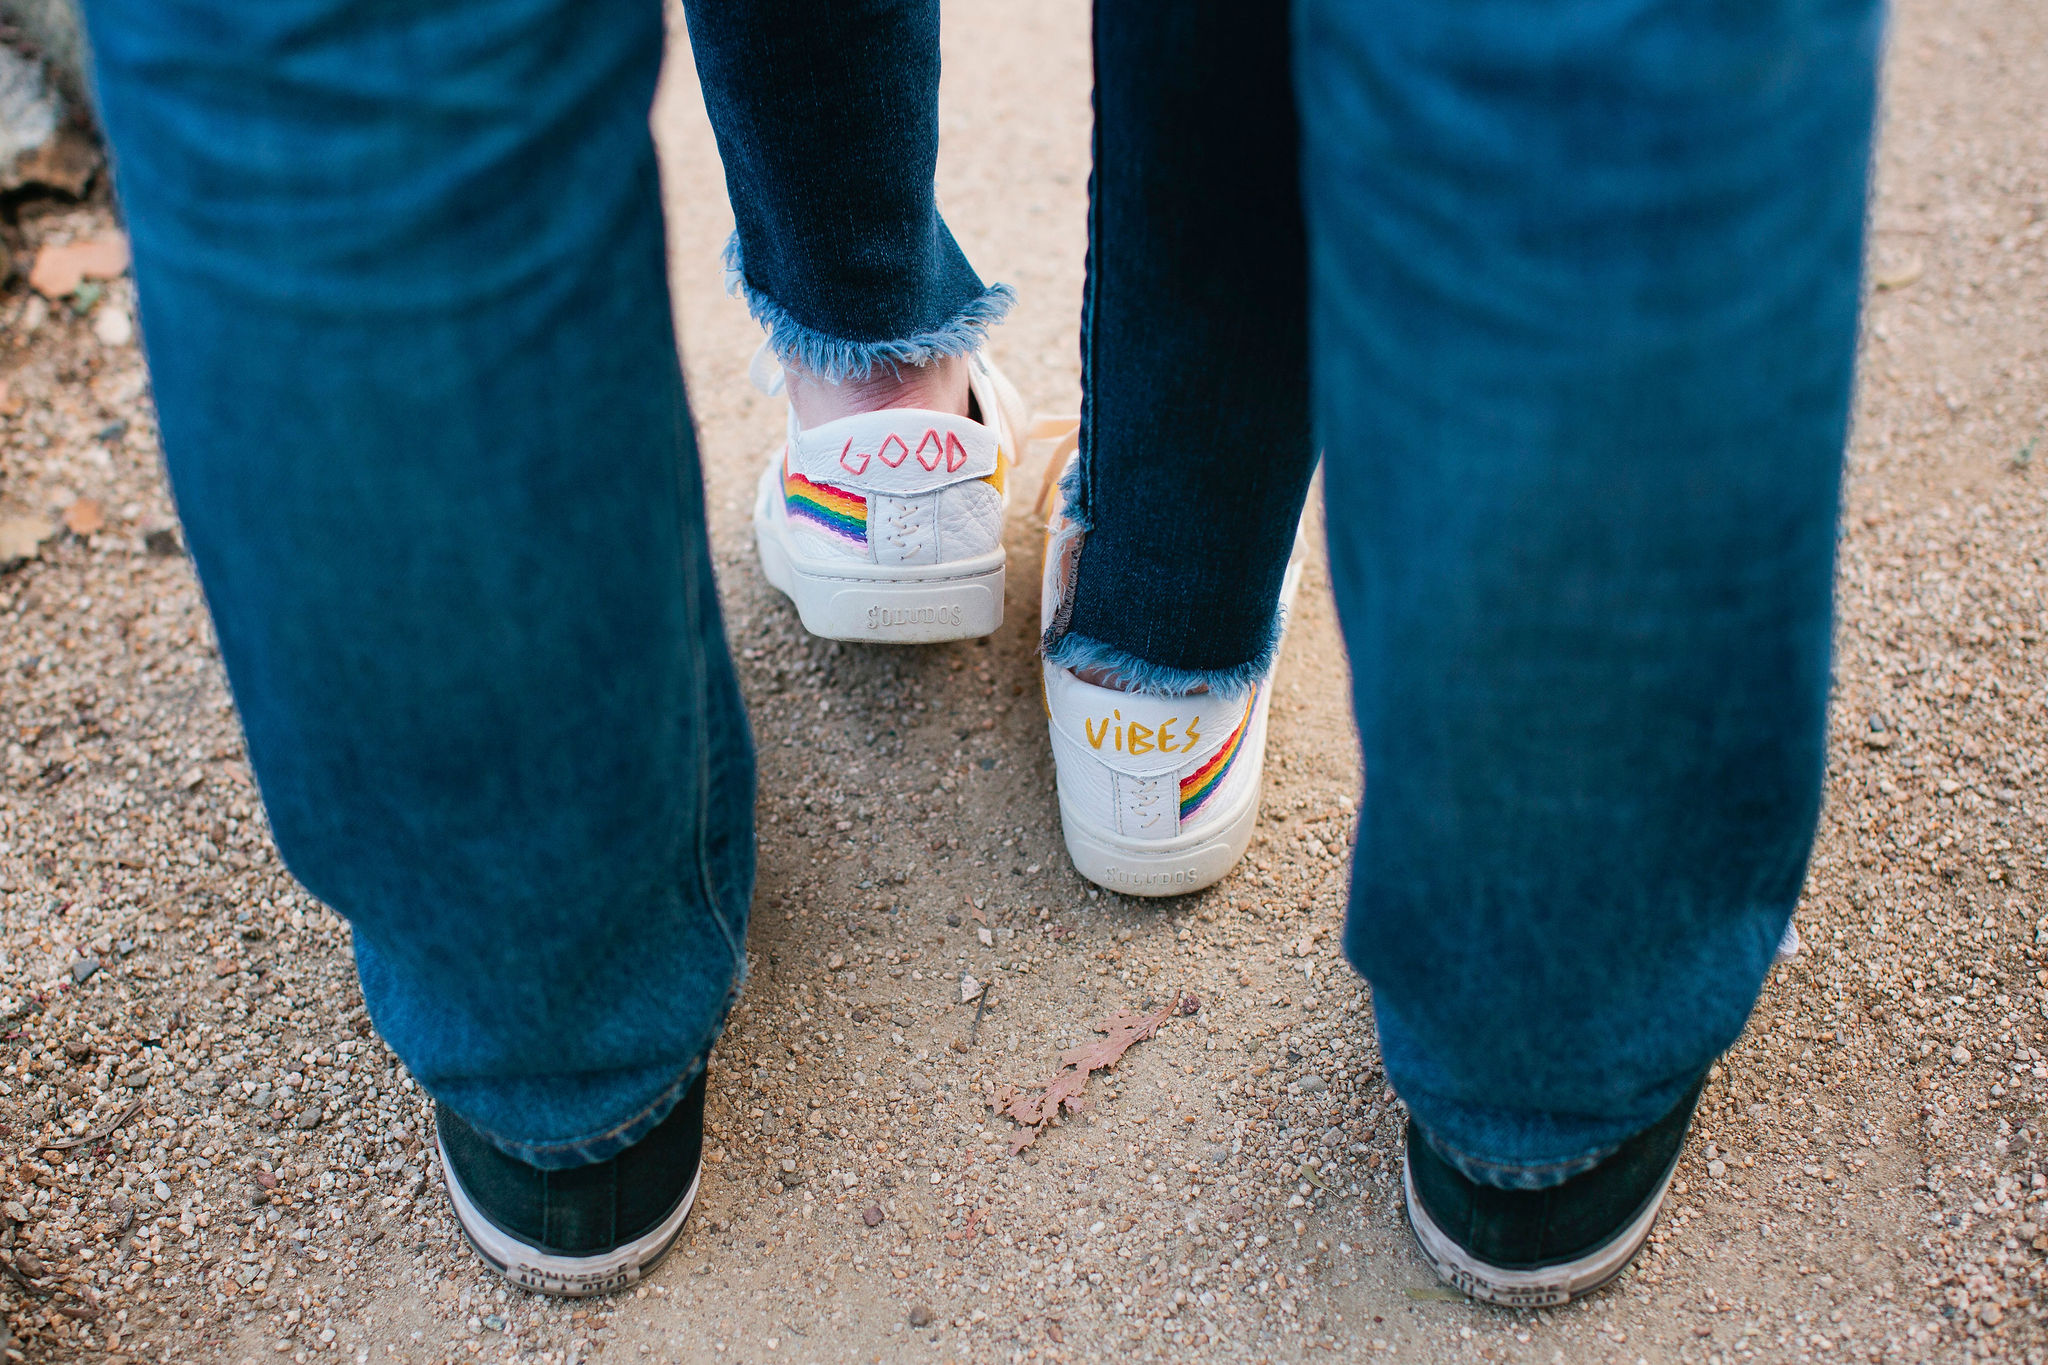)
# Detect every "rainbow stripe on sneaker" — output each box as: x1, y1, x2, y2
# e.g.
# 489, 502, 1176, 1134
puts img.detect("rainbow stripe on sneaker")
1179, 689, 1256, 820
783, 453, 867, 546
